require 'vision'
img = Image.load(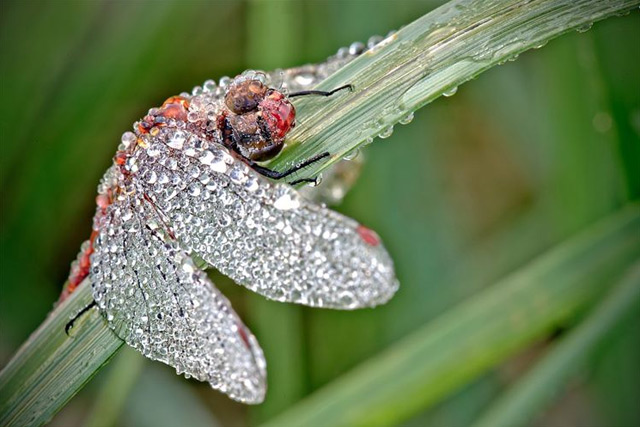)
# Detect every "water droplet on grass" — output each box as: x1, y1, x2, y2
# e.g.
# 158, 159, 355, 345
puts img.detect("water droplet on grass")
399, 112, 414, 125
343, 148, 360, 160
379, 126, 394, 139
576, 23, 593, 33
443, 86, 458, 97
